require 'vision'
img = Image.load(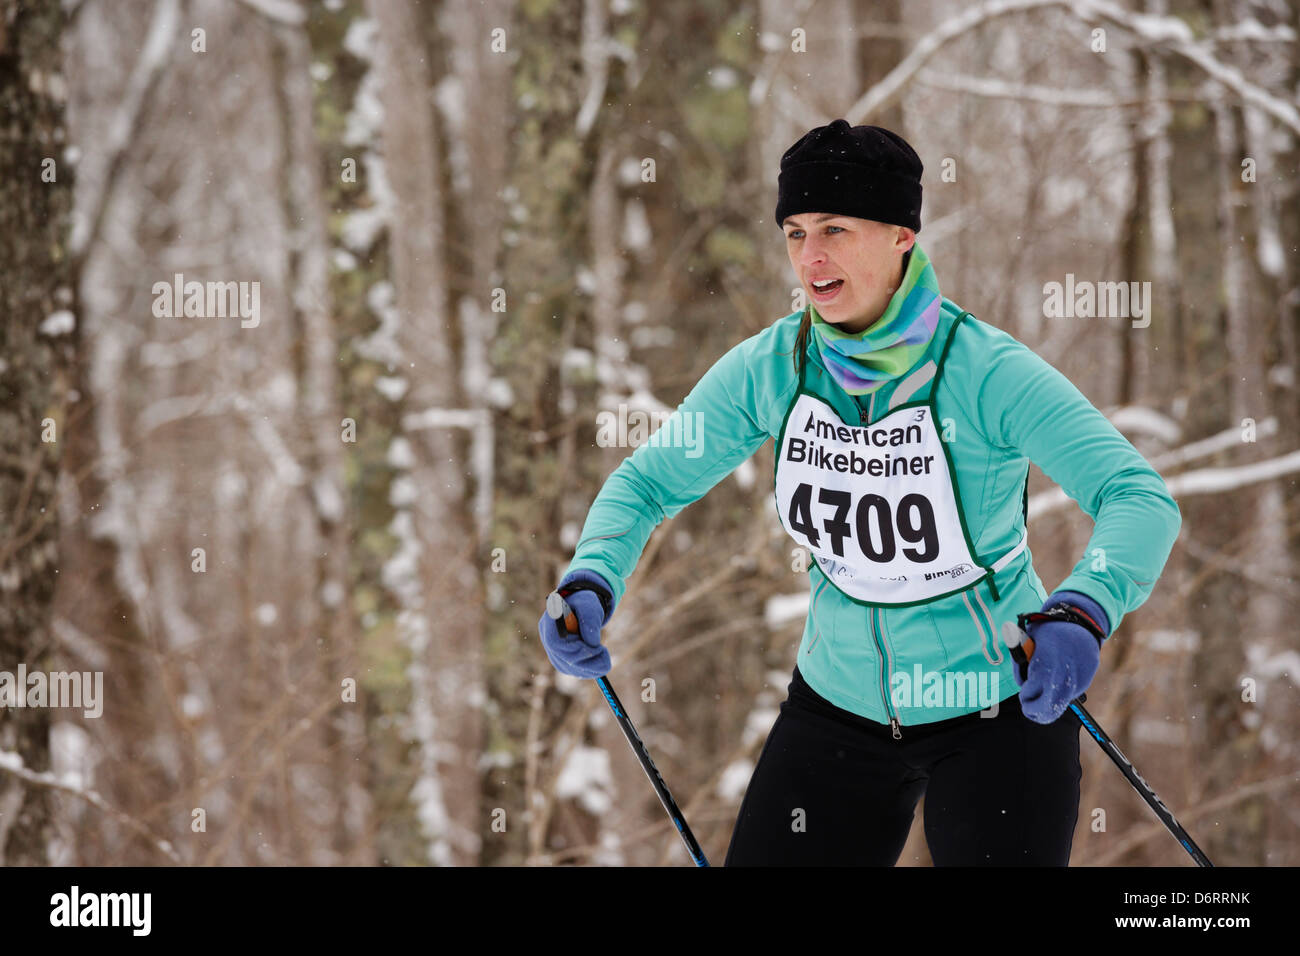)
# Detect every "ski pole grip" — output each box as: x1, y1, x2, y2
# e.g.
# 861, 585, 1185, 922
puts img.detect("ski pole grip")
1001, 620, 1035, 685
546, 590, 579, 636
1001, 620, 1088, 705
1001, 620, 1035, 662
